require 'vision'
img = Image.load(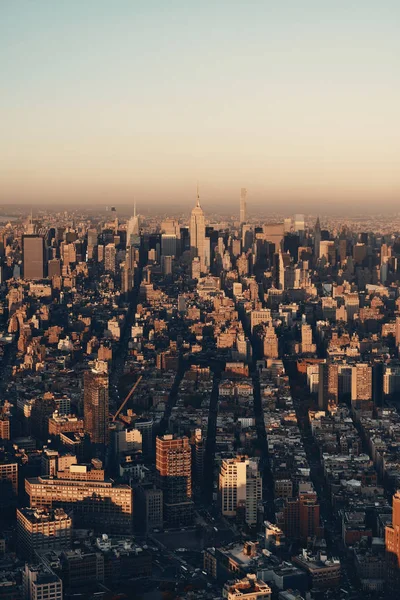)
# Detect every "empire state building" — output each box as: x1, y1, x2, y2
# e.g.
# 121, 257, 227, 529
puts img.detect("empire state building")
190, 191, 206, 272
